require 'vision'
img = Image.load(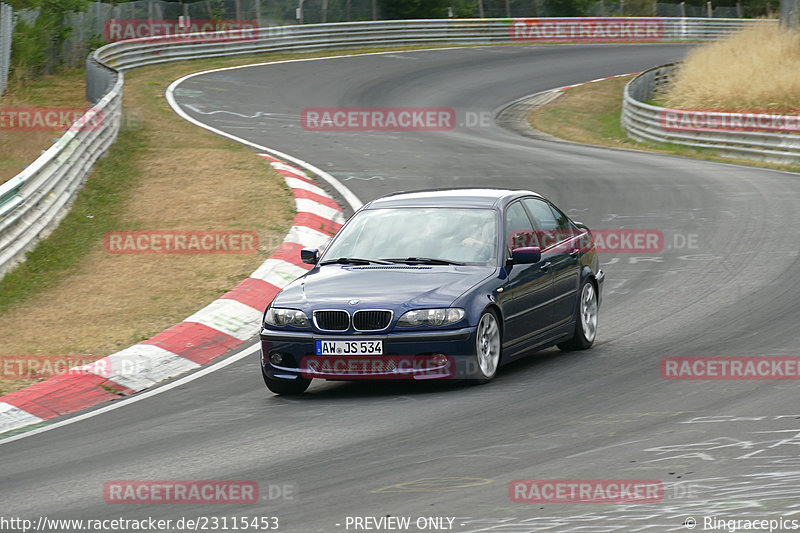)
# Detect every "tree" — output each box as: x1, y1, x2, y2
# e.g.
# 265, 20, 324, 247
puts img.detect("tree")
8, 0, 89, 80
544, 0, 596, 16
378, 0, 451, 18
